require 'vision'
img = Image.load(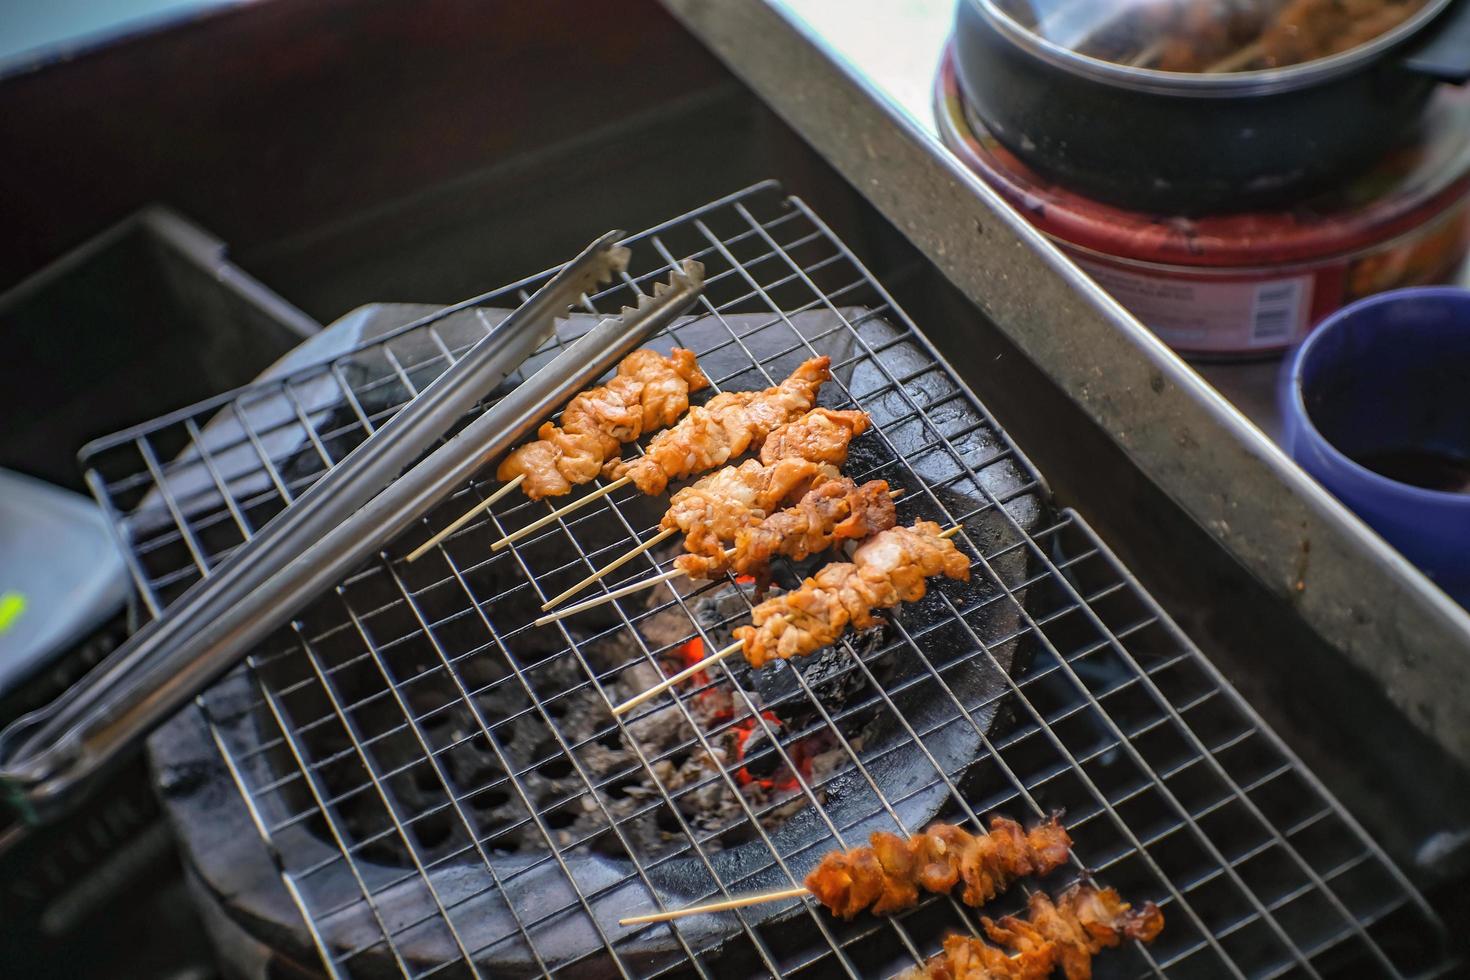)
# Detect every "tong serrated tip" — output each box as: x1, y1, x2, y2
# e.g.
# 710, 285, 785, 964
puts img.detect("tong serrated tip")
617, 258, 705, 320
563, 235, 631, 299
591, 242, 632, 285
